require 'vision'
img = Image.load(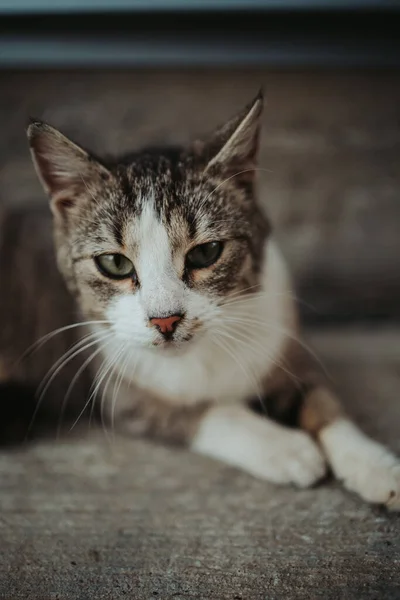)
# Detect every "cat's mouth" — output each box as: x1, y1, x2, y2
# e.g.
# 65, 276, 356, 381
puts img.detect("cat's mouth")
150, 316, 204, 350
152, 332, 194, 350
